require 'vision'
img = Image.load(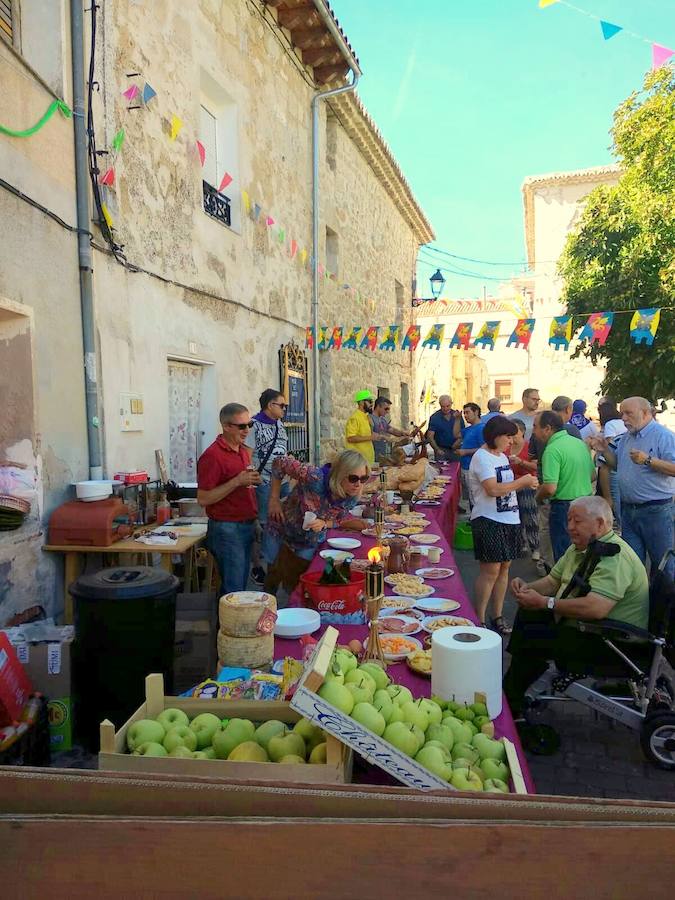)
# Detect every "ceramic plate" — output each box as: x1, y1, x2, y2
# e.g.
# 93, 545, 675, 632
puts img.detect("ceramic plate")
376, 614, 422, 636
414, 500, 441, 507
414, 566, 455, 580
420, 614, 473, 633
410, 533, 442, 545
413, 597, 462, 613
366, 633, 423, 661
319, 549, 355, 562
392, 584, 435, 599
327, 537, 362, 550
